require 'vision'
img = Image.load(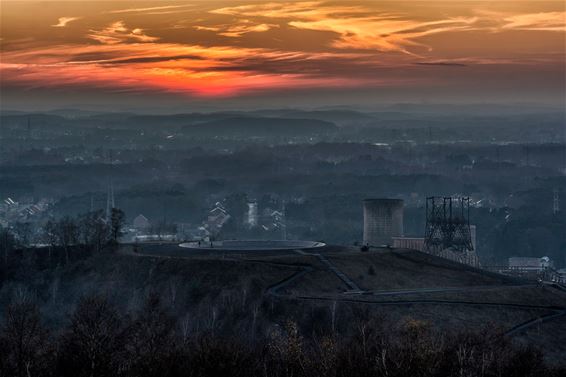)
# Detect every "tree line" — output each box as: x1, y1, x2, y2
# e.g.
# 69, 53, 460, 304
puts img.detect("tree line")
0, 293, 563, 377
1, 208, 125, 265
